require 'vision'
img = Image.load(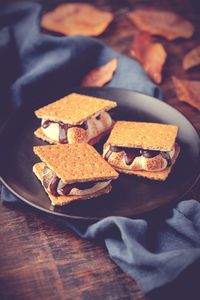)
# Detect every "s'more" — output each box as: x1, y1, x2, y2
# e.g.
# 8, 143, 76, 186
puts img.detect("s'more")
103, 121, 180, 181
33, 143, 118, 206
34, 93, 116, 145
